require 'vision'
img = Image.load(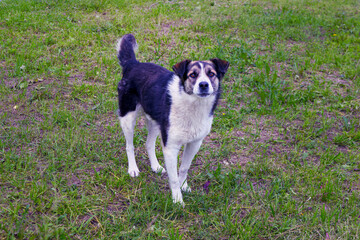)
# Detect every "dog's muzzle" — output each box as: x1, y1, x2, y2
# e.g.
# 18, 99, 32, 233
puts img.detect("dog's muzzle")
197, 81, 211, 97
